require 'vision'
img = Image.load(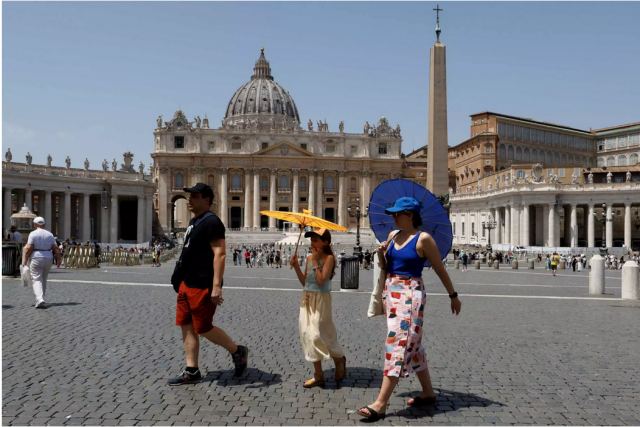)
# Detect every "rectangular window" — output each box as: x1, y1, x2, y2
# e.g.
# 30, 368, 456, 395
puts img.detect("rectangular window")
261, 196, 268, 201
174, 136, 184, 149
208, 141, 215, 151
378, 143, 388, 155
516, 170, 525, 179
482, 223, 486, 237
472, 223, 475, 236
326, 143, 335, 153
261, 142, 269, 150
300, 143, 308, 151
453, 223, 456, 236
350, 145, 357, 155
260, 177, 269, 191
231, 142, 242, 151
559, 168, 565, 177
462, 222, 465, 236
